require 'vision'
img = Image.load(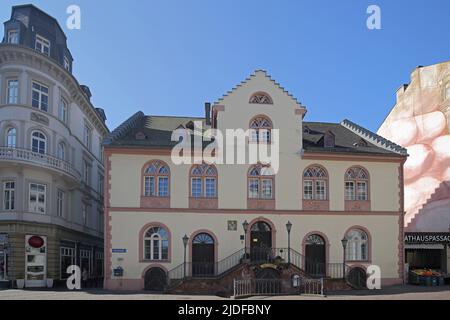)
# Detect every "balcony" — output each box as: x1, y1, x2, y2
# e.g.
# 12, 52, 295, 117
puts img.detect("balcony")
0, 147, 81, 181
